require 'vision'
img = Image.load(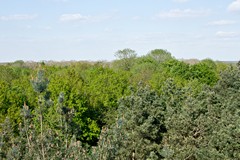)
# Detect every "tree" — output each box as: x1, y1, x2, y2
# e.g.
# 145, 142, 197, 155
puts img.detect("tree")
0, 65, 35, 132
130, 56, 159, 86
162, 59, 190, 80
0, 70, 89, 159
162, 67, 240, 159
0, 80, 10, 124
94, 85, 167, 159
147, 49, 173, 63
82, 65, 130, 133
114, 48, 137, 71
190, 60, 218, 85
47, 66, 100, 145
